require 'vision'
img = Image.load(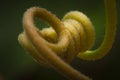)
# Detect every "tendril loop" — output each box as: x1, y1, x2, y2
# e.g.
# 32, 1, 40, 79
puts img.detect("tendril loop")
18, 0, 117, 80
19, 7, 95, 65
